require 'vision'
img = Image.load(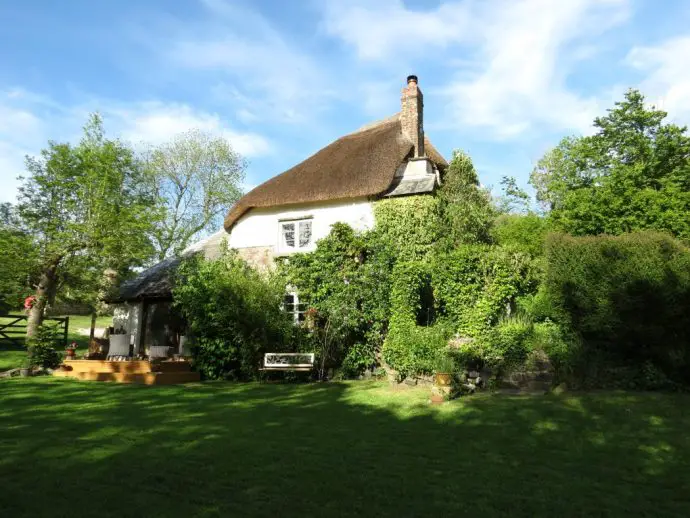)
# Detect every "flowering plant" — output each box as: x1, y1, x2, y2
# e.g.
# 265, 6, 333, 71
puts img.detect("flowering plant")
65, 341, 78, 351
24, 295, 36, 310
